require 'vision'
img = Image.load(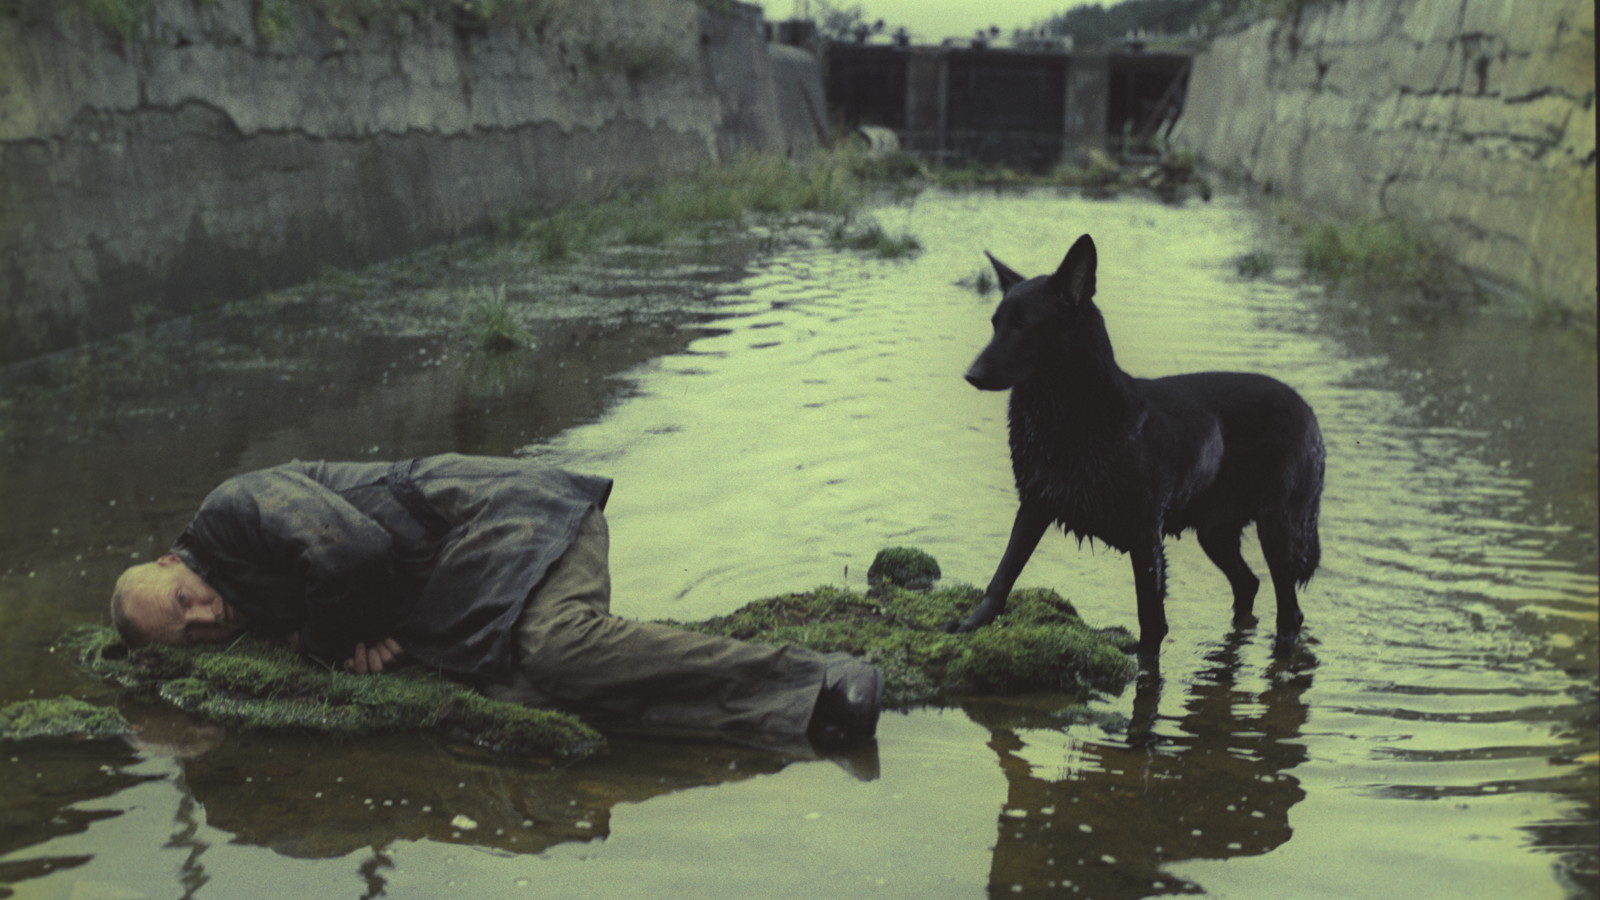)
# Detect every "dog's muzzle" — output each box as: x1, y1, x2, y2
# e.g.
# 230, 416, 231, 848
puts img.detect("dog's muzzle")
965, 366, 1008, 391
